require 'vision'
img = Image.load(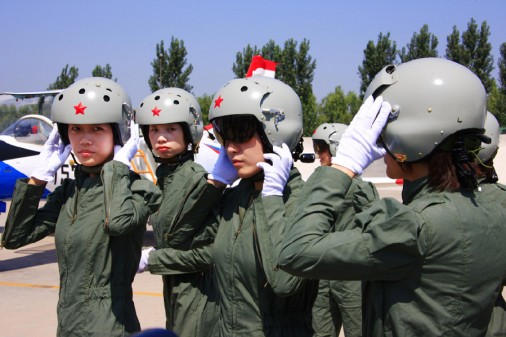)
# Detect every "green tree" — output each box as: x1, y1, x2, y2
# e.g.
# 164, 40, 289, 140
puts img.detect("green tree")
317, 86, 362, 126
488, 42, 506, 126
48, 64, 79, 90
0, 103, 39, 131
149, 37, 193, 92
232, 44, 261, 78
233, 38, 317, 136
92, 64, 114, 80
197, 94, 213, 125
445, 18, 495, 92
39, 64, 79, 117
399, 24, 439, 62
358, 32, 398, 98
